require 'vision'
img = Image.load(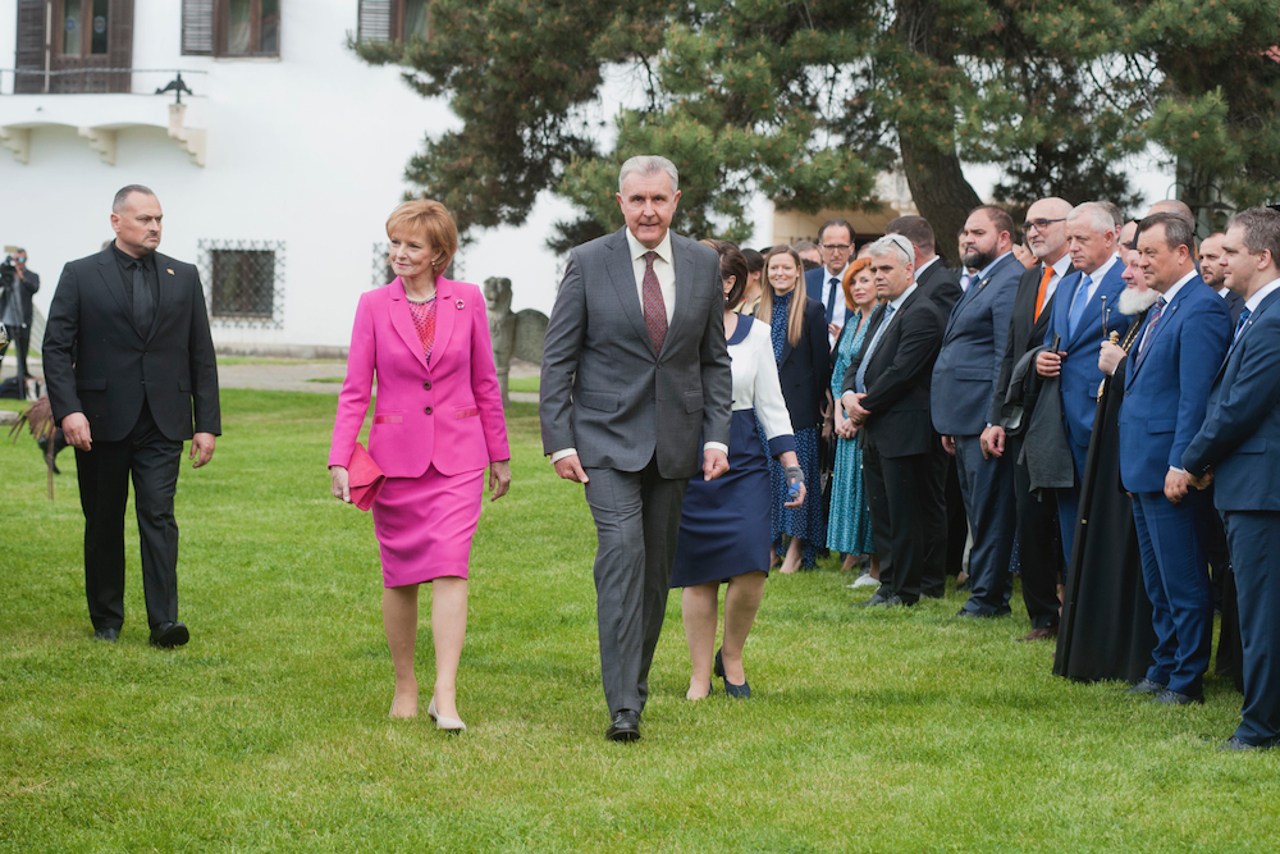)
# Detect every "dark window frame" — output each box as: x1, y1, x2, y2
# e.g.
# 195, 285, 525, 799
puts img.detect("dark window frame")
200, 239, 286, 330
181, 0, 280, 58
358, 0, 430, 44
